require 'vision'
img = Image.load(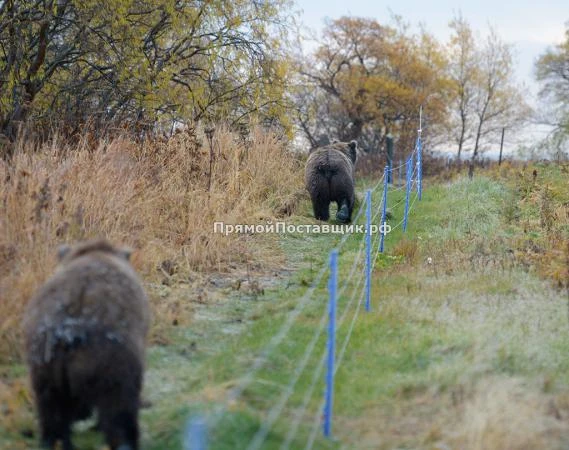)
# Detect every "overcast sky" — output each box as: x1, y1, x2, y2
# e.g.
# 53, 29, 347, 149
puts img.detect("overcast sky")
295, 0, 567, 95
